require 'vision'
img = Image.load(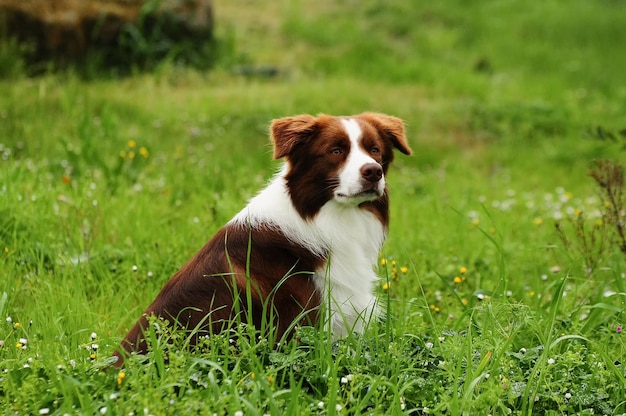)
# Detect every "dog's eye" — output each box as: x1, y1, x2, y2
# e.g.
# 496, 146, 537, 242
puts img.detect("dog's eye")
371, 147, 380, 154
331, 148, 342, 155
